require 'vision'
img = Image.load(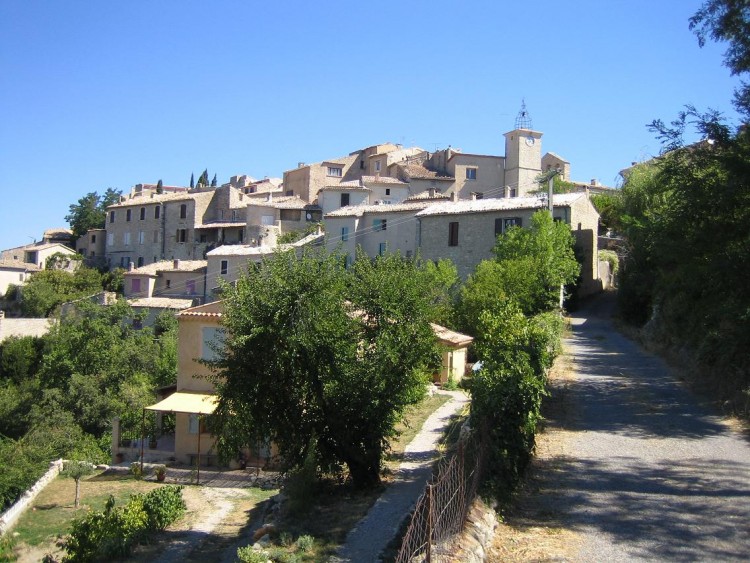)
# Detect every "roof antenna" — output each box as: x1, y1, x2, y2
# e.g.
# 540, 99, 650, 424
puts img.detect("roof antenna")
515, 99, 533, 130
